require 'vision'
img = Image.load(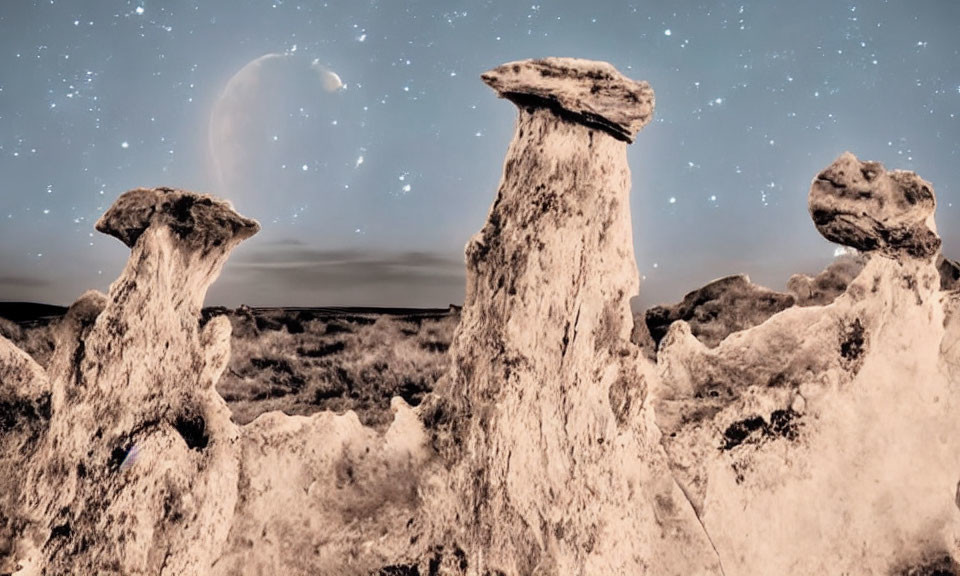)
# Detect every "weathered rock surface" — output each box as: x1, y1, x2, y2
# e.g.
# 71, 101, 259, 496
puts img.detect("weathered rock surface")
654, 153, 960, 574
4, 189, 432, 575
0, 337, 48, 572
423, 57, 721, 575
645, 274, 796, 349
939, 254, 960, 291
480, 58, 654, 143
810, 151, 941, 258
1, 62, 958, 576
17, 189, 258, 574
